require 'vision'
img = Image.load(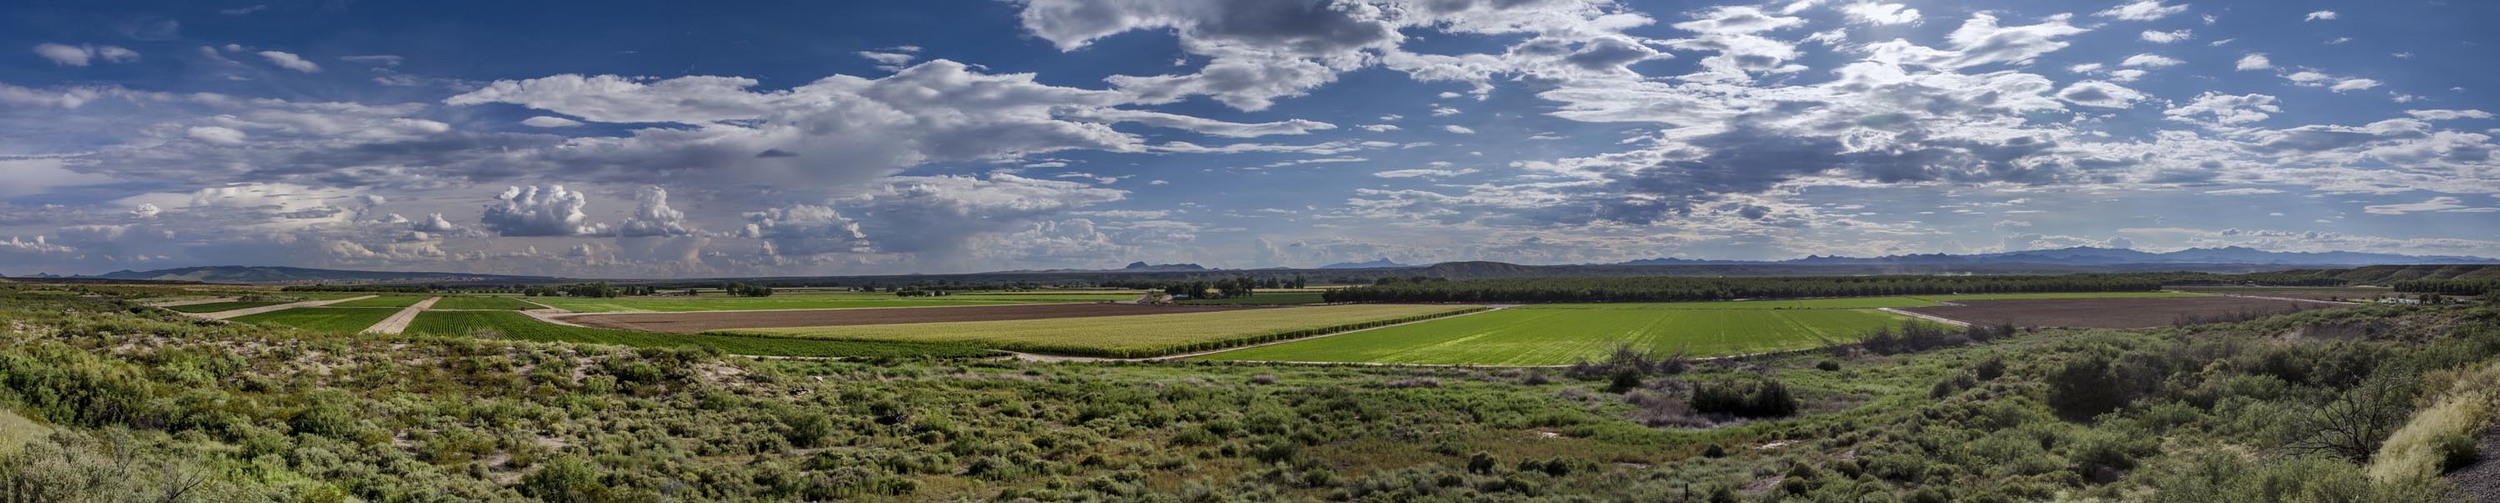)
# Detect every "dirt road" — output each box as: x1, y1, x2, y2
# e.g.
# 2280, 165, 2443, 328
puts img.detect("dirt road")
362, 297, 440, 334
